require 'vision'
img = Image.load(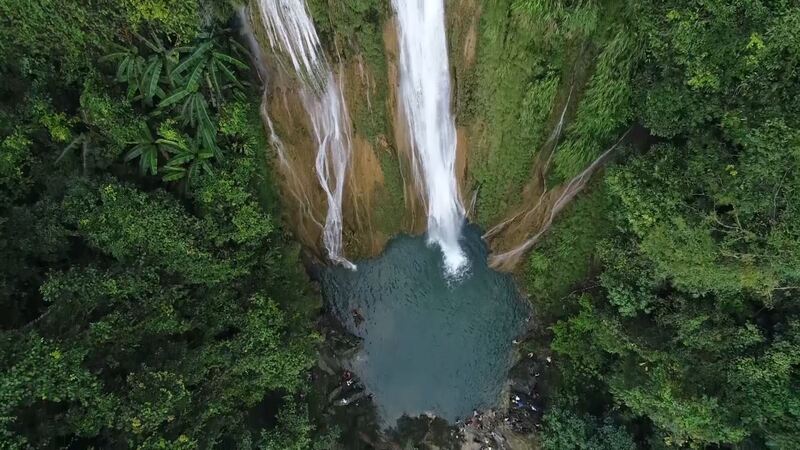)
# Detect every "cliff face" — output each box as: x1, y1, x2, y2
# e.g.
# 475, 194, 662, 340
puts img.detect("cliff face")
250, 1, 417, 263
253, 0, 636, 270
